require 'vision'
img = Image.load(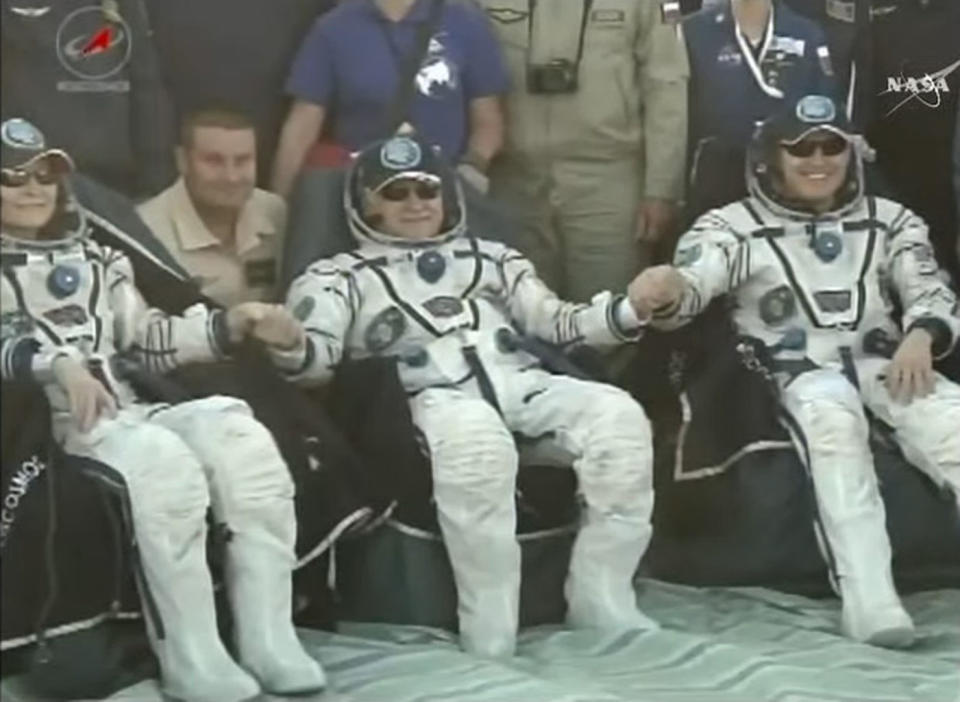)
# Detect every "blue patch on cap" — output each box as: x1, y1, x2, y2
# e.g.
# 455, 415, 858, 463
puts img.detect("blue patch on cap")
380, 137, 422, 171
2, 118, 44, 149
795, 95, 836, 124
